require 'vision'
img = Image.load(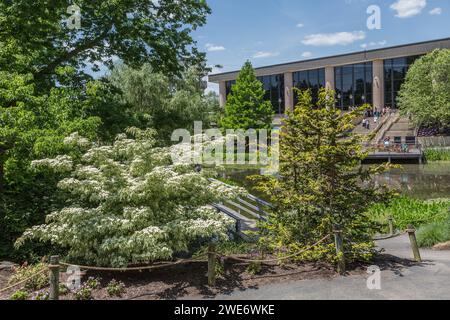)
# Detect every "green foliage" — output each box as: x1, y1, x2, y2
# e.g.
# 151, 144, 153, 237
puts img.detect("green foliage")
193, 239, 254, 258
32, 290, 50, 300
0, 0, 211, 90
8, 262, 48, 291
246, 261, 262, 275
59, 284, 69, 296
74, 284, 93, 301
220, 61, 274, 130
85, 277, 101, 290
368, 197, 450, 230
416, 217, 450, 248
252, 88, 396, 264
397, 49, 450, 128
424, 148, 450, 162
106, 279, 126, 298
109, 64, 220, 145
16, 131, 245, 267
10, 290, 29, 300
